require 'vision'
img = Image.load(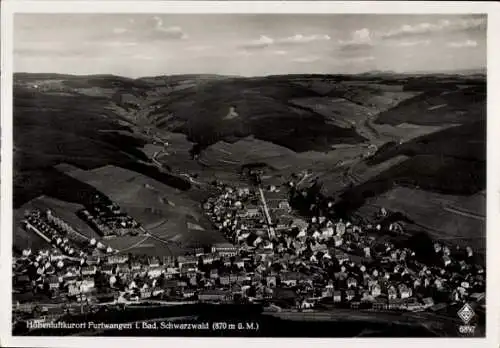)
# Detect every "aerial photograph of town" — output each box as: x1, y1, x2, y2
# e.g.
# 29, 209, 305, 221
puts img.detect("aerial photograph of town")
11, 12, 486, 338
